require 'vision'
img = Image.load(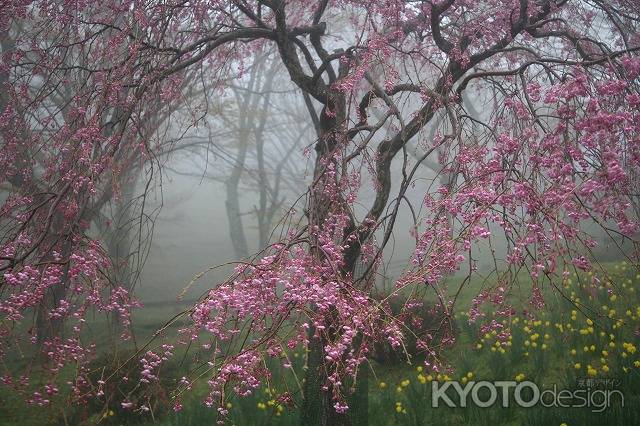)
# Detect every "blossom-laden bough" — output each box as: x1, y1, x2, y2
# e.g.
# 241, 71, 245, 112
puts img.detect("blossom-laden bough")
1, 0, 639, 423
